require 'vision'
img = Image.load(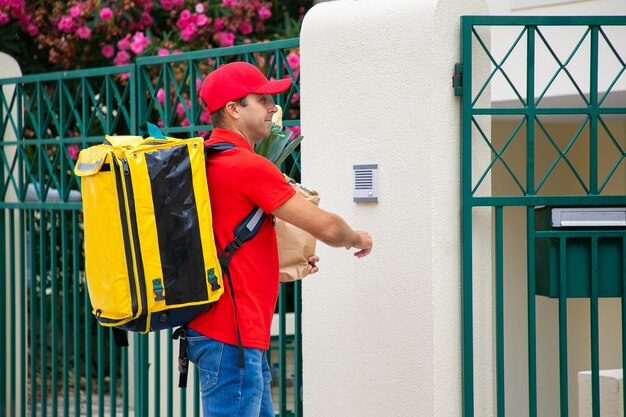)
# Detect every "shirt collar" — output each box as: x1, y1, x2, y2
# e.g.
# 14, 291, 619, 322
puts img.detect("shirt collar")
205, 128, 253, 152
